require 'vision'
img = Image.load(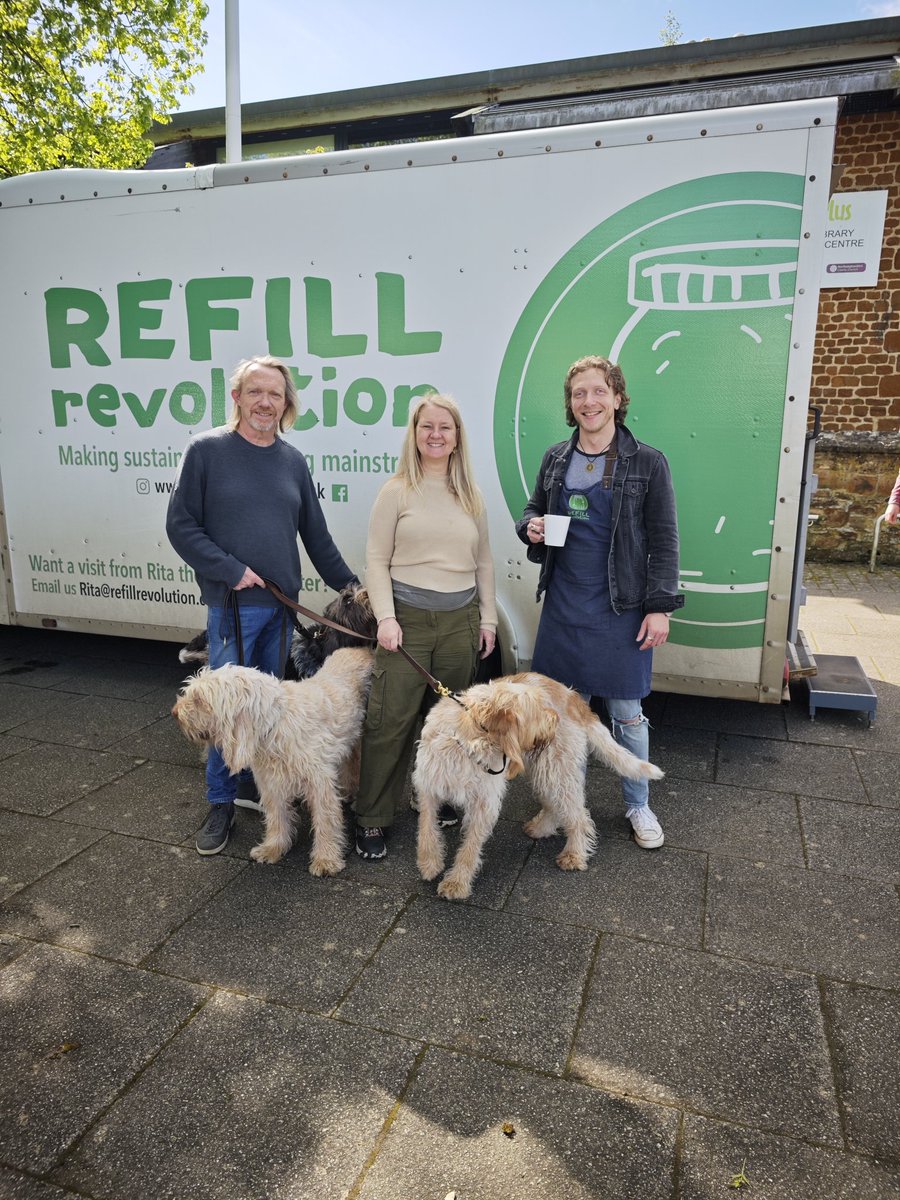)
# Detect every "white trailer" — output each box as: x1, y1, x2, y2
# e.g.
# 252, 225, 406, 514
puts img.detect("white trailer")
0, 98, 837, 701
